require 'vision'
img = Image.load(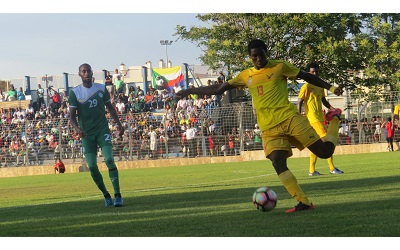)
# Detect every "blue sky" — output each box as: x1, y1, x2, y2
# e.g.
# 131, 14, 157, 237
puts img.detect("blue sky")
0, 13, 205, 80
1, 0, 396, 81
